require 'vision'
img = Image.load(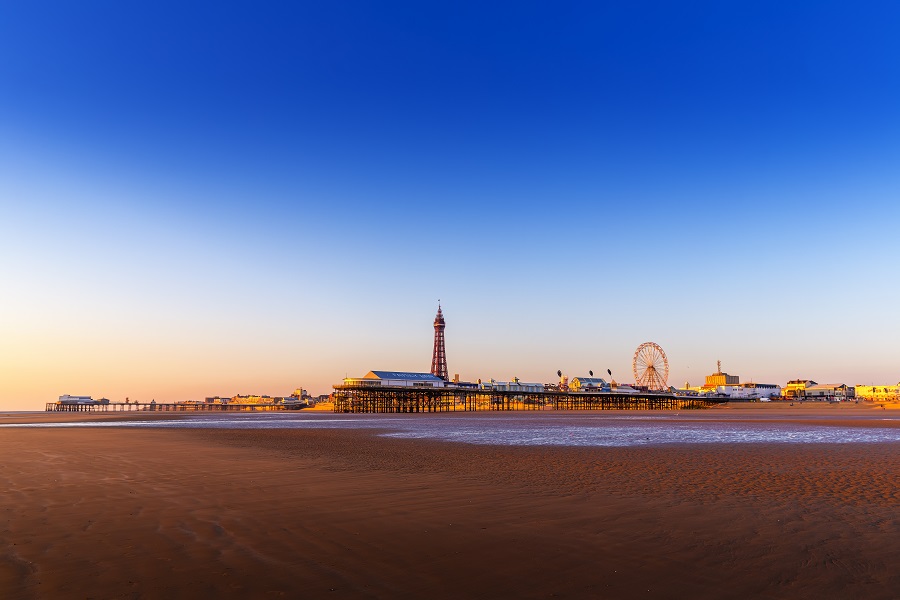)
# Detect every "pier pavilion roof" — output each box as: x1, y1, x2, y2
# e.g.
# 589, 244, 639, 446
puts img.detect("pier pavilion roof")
571, 377, 608, 385
366, 371, 444, 381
